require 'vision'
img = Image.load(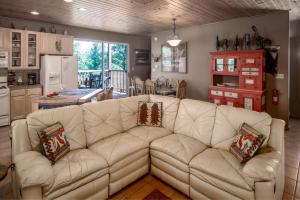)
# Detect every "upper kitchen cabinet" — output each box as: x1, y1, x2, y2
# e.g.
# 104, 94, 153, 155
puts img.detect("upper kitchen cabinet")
26, 31, 40, 69
9, 30, 40, 70
0, 28, 10, 49
10, 30, 26, 69
60, 35, 74, 55
40, 33, 73, 55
